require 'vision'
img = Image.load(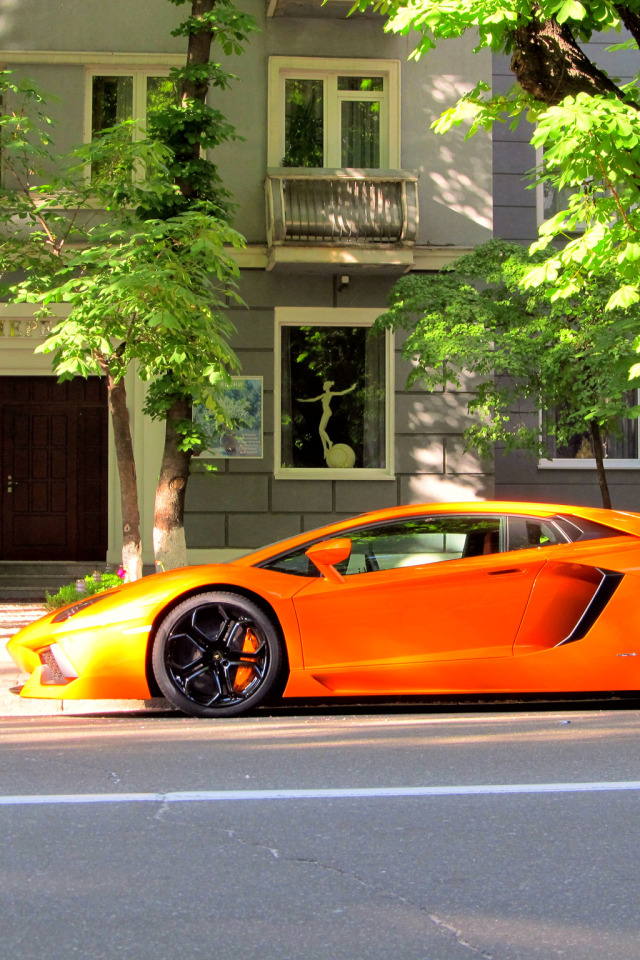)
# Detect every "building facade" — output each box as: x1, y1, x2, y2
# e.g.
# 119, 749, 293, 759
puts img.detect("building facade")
0, 0, 498, 566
